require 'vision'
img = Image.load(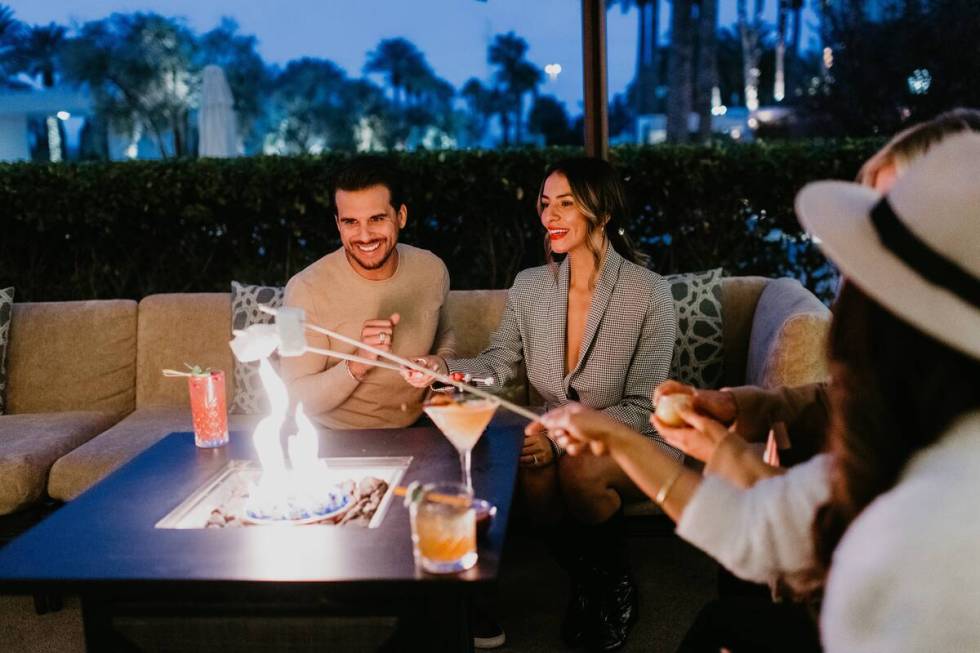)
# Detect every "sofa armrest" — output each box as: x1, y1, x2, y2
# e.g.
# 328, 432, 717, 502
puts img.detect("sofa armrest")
745, 278, 831, 389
